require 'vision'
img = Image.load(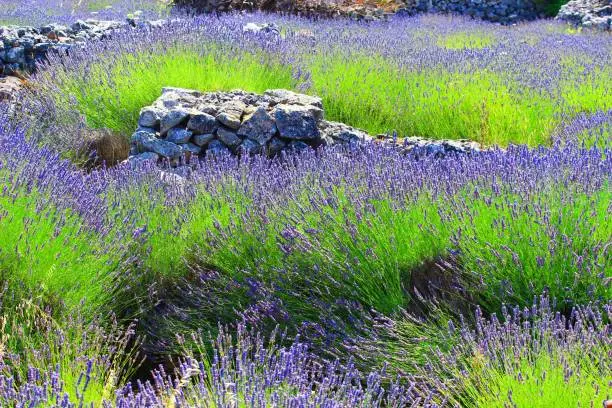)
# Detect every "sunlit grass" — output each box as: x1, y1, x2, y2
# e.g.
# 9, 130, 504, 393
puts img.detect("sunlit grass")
436, 31, 497, 49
